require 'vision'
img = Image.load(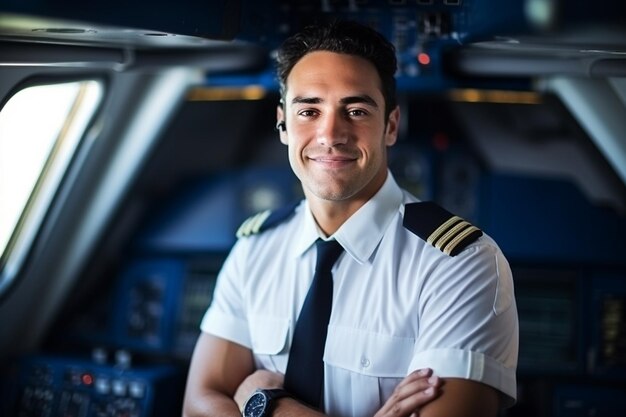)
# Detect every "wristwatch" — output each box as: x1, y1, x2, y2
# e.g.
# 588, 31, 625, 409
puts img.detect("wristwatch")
242, 388, 291, 417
